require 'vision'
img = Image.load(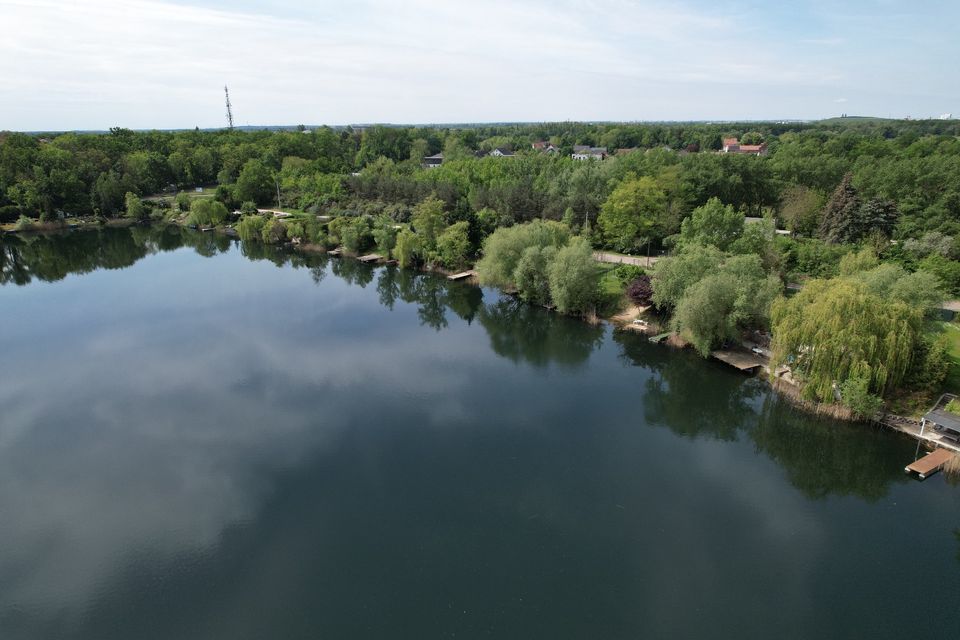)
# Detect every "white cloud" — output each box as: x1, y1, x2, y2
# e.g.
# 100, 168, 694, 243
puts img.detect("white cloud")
0, 0, 853, 129
0, 0, 954, 128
